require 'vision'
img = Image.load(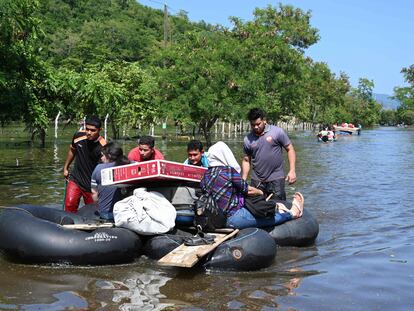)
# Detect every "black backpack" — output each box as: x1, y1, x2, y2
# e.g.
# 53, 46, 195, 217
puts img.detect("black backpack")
194, 193, 226, 232
243, 195, 276, 218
